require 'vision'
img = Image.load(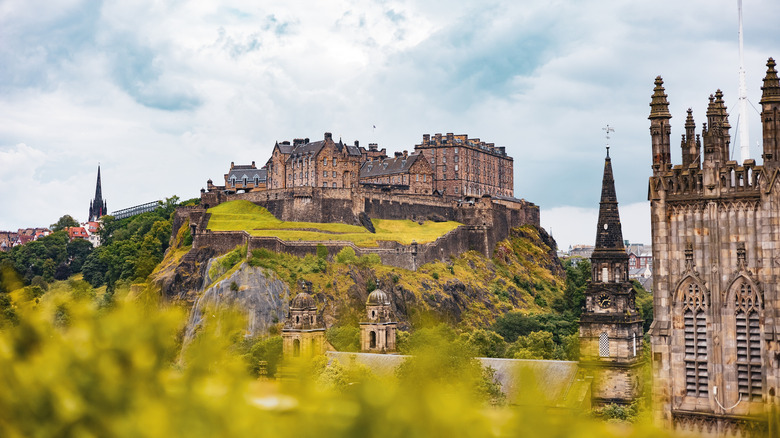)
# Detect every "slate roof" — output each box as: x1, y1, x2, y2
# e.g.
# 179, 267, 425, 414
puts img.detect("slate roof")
227, 166, 267, 183
359, 154, 424, 178
325, 352, 586, 407
288, 140, 326, 157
